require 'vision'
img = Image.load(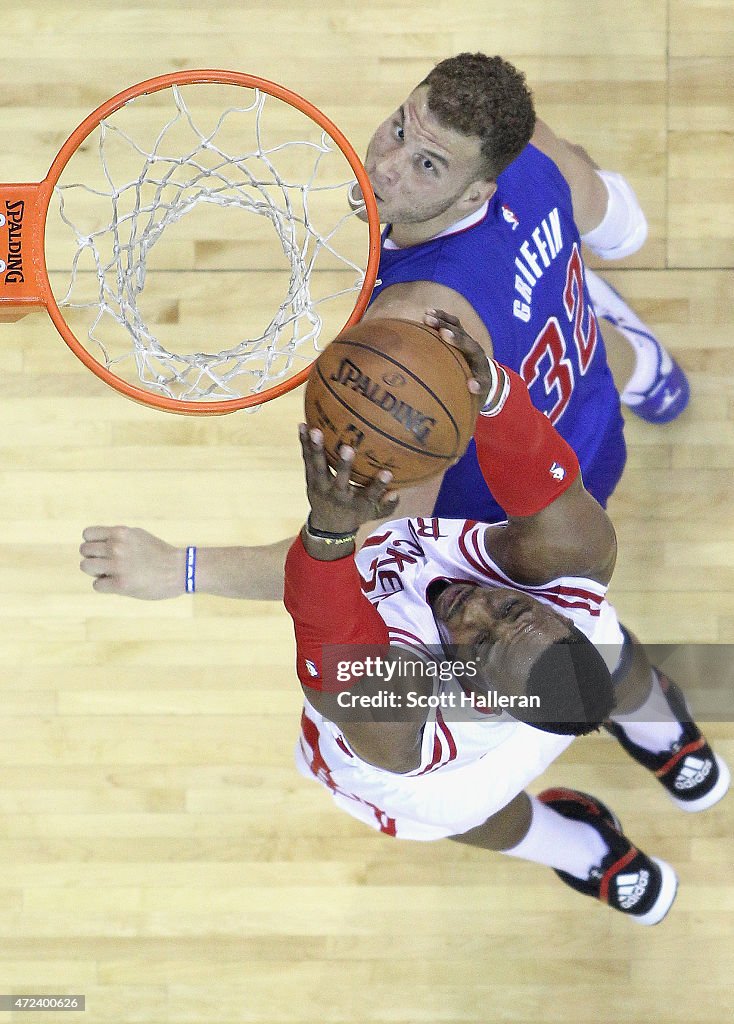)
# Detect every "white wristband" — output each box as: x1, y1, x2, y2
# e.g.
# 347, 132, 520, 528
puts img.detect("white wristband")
185, 546, 197, 593
480, 361, 510, 417
581, 170, 648, 260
